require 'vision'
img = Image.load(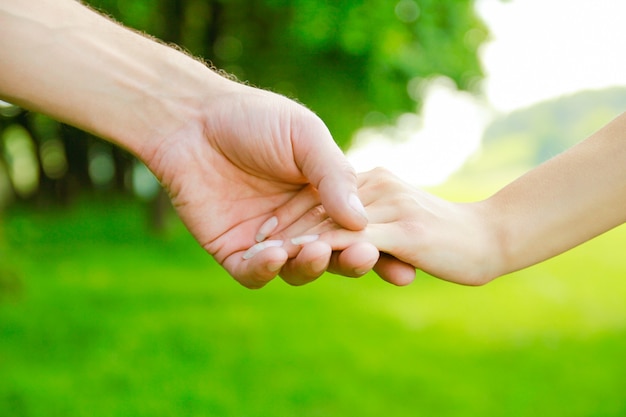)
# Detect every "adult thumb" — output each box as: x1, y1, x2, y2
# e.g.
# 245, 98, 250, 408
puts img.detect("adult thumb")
292, 111, 368, 231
